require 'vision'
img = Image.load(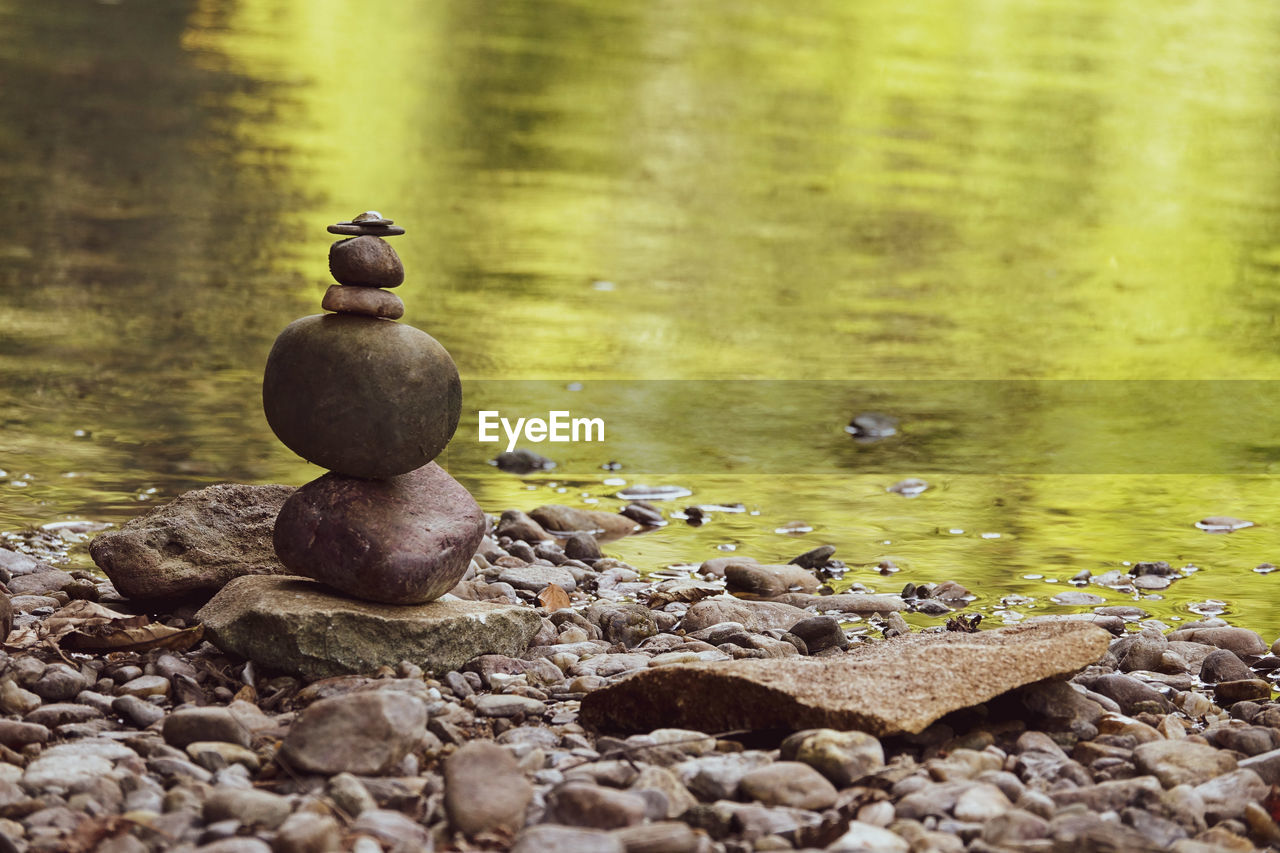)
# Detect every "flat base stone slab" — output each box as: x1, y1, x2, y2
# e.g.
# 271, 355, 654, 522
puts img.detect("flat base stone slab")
580, 621, 1110, 736
197, 575, 542, 679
